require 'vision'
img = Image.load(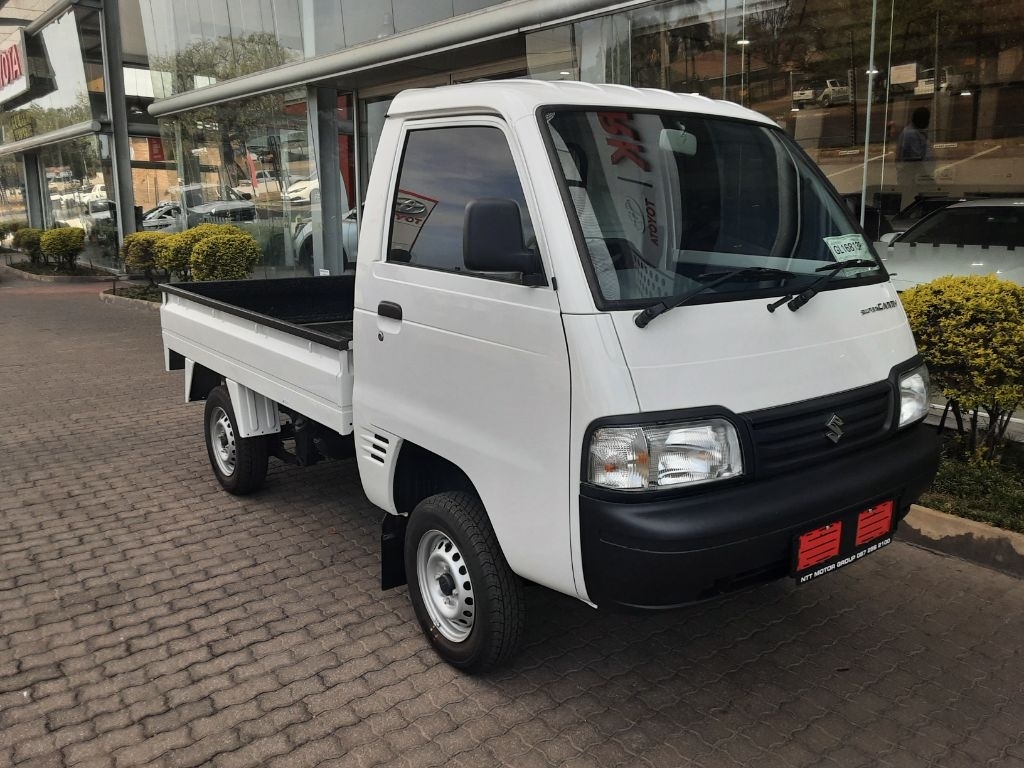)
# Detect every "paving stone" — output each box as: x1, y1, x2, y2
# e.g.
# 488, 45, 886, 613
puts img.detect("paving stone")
2, 281, 1023, 768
